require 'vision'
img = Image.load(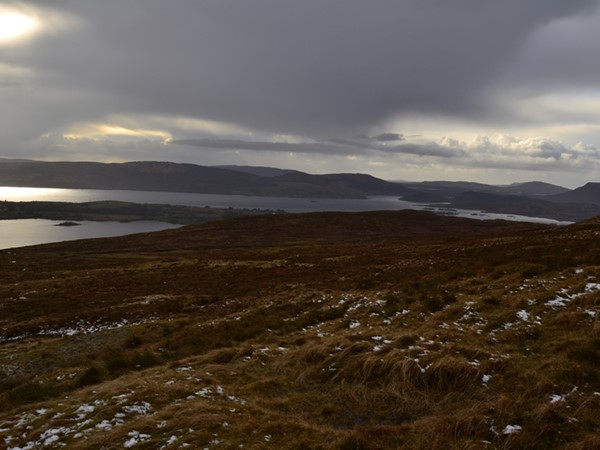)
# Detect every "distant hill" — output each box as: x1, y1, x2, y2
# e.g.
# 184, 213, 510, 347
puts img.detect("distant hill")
501, 181, 570, 196
400, 180, 596, 221
274, 172, 413, 197
0, 160, 276, 194
403, 180, 503, 197
0, 160, 410, 199
450, 191, 600, 222
2, 158, 596, 220
404, 180, 569, 198
0, 157, 34, 163
549, 182, 600, 204
214, 165, 300, 177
